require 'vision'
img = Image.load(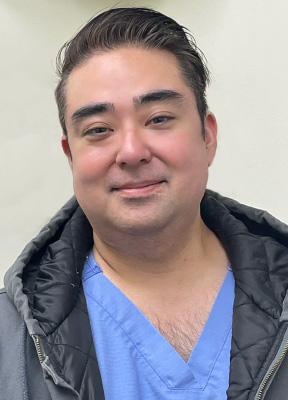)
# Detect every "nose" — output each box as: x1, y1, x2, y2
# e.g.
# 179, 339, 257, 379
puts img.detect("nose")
115, 129, 152, 166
